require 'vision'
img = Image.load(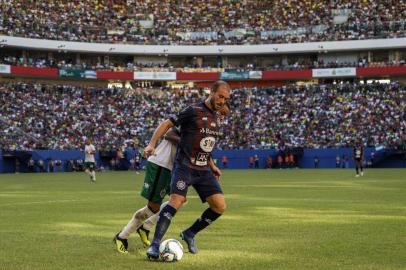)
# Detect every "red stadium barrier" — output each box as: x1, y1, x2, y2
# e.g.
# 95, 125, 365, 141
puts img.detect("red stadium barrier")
176, 72, 220, 81
356, 66, 406, 77
11, 66, 58, 77
262, 70, 312, 80
96, 71, 133, 80
195, 80, 283, 88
